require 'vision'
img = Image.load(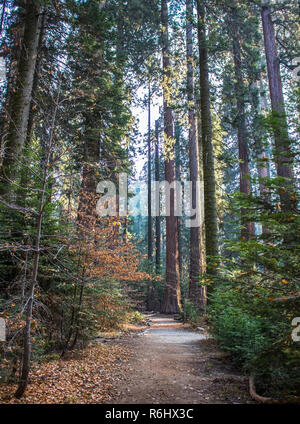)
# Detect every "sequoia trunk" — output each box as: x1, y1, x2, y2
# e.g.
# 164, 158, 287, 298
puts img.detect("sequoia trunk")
187, 0, 206, 310
161, 0, 181, 314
